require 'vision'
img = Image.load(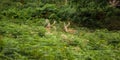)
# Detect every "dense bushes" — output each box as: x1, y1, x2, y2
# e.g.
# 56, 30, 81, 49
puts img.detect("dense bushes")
1, 0, 120, 30
0, 0, 120, 60
71, 0, 120, 29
